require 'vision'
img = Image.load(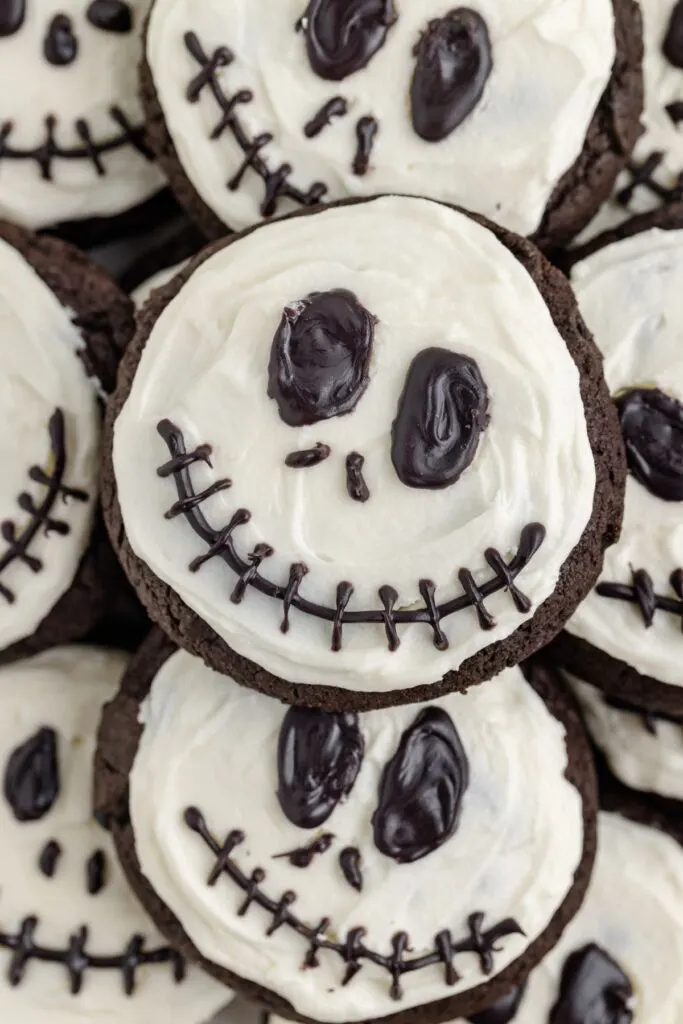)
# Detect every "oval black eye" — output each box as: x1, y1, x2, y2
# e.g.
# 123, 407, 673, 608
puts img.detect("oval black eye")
615, 387, 683, 502
469, 983, 527, 1024
664, 1, 683, 68
86, 0, 132, 33
550, 944, 633, 1024
4, 727, 60, 822
0, 0, 25, 37
300, 0, 397, 81
372, 707, 469, 863
391, 347, 489, 489
268, 289, 375, 427
277, 707, 364, 829
411, 8, 493, 142
44, 14, 78, 66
